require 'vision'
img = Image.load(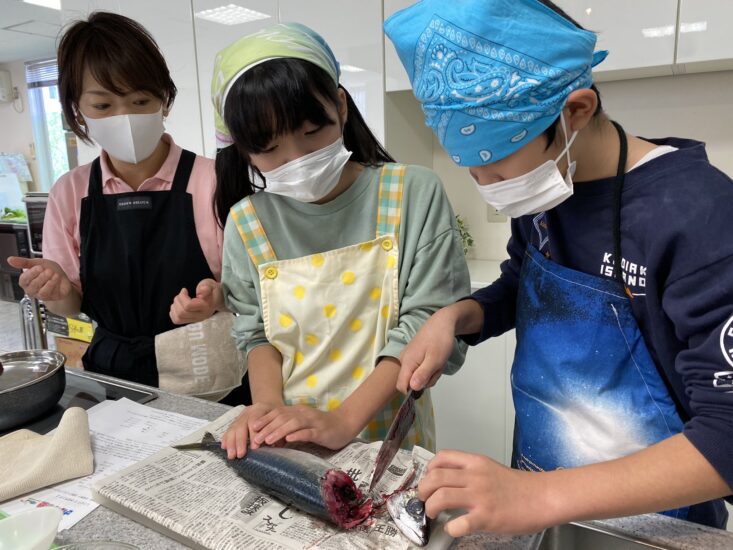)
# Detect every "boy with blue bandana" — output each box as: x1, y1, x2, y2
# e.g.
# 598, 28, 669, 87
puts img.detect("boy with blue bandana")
386, 0, 733, 536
